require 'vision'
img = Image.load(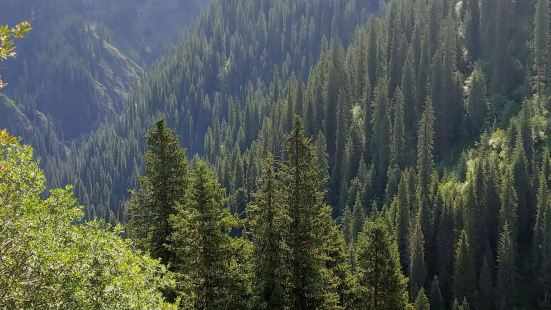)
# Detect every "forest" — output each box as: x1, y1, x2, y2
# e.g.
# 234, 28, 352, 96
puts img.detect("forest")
1, 0, 551, 309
